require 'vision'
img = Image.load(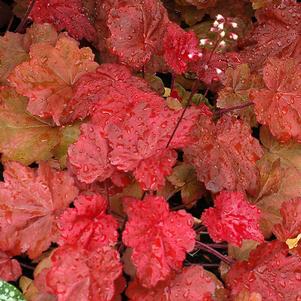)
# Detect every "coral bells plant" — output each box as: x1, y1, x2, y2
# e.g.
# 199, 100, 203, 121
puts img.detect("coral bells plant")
0, 0, 301, 300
